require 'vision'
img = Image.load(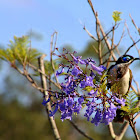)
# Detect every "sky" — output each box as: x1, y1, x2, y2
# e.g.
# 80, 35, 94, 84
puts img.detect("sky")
1, 0, 140, 53
0, 0, 140, 137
